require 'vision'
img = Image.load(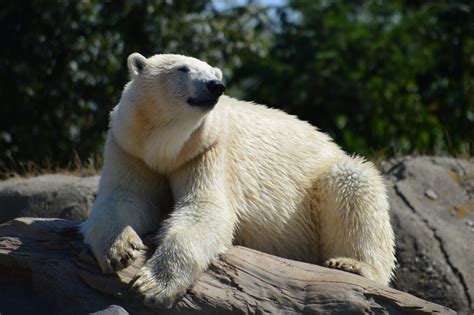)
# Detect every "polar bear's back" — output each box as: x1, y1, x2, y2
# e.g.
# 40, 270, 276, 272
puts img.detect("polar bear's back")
219, 95, 342, 158
219, 95, 343, 173
216, 96, 344, 261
